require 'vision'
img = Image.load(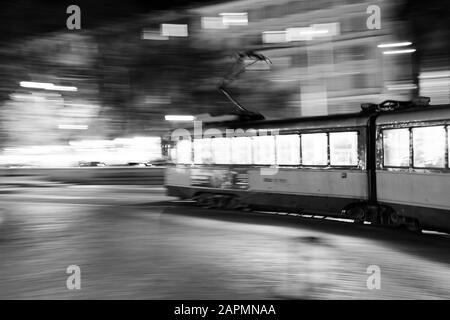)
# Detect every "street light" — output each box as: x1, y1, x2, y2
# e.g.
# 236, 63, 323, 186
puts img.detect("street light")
165, 115, 195, 121
377, 42, 412, 48
58, 124, 88, 130
20, 81, 78, 92
382, 49, 416, 55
